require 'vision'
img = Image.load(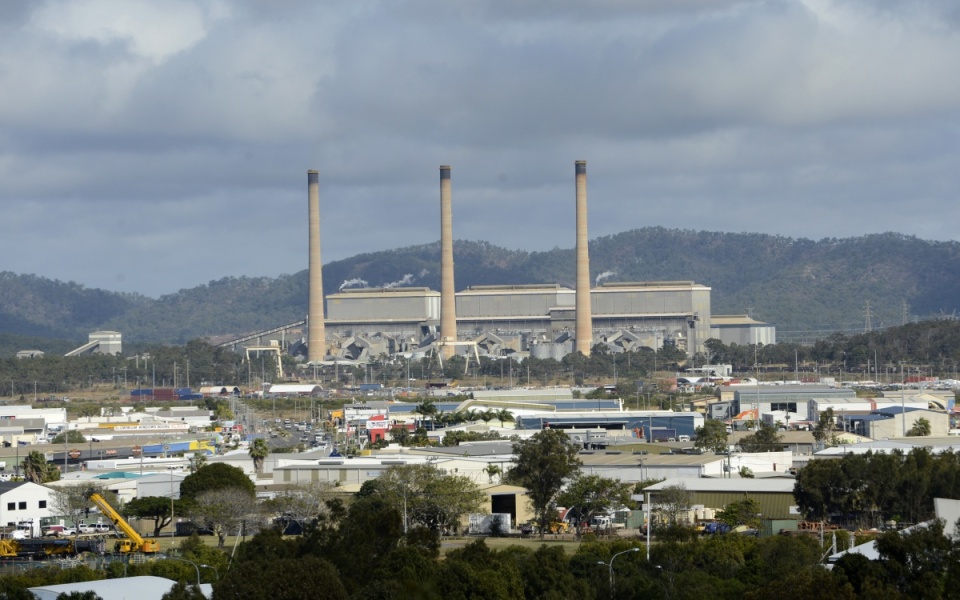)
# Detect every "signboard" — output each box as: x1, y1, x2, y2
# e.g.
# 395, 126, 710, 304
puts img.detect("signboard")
131, 445, 142, 457
67, 449, 81, 459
